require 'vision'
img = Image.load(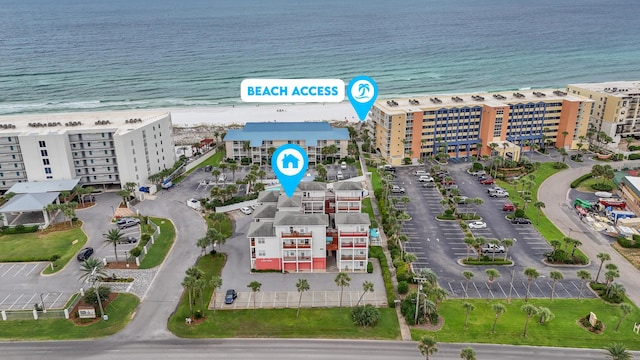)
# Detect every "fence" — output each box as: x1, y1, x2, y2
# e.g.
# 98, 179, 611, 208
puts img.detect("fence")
102, 218, 160, 266
1, 293, 81, 321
